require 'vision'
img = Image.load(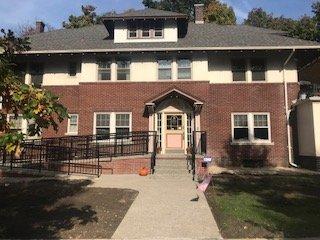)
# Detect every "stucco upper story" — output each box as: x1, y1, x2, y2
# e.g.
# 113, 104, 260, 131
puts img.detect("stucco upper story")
15, 8, 320, 86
